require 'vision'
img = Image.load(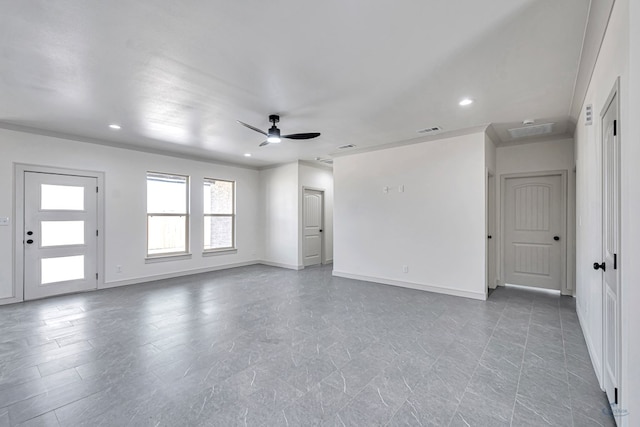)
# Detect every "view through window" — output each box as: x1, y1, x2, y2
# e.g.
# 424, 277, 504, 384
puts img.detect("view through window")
147, 172, 189, 256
